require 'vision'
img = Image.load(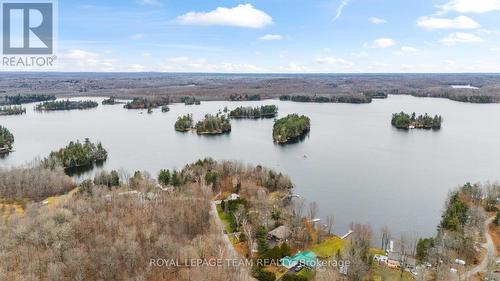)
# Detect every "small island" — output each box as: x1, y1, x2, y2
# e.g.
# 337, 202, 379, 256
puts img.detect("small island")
35, 100, 98, 111
273, 114, 311, 144
161, 105, 170, 112
124, 97, 169, 109
0, 94, 55, 105
181, 96, 201, 105
102, 97, 125, 105
43, 138, 107, 169
195, 114, 231, 135
279, 94, 371, 104
174, 114, 194, 132
229, 105, 278, 119
0, 106, 26, 116
0, 125, 14, 153
391, 112, 442, 130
